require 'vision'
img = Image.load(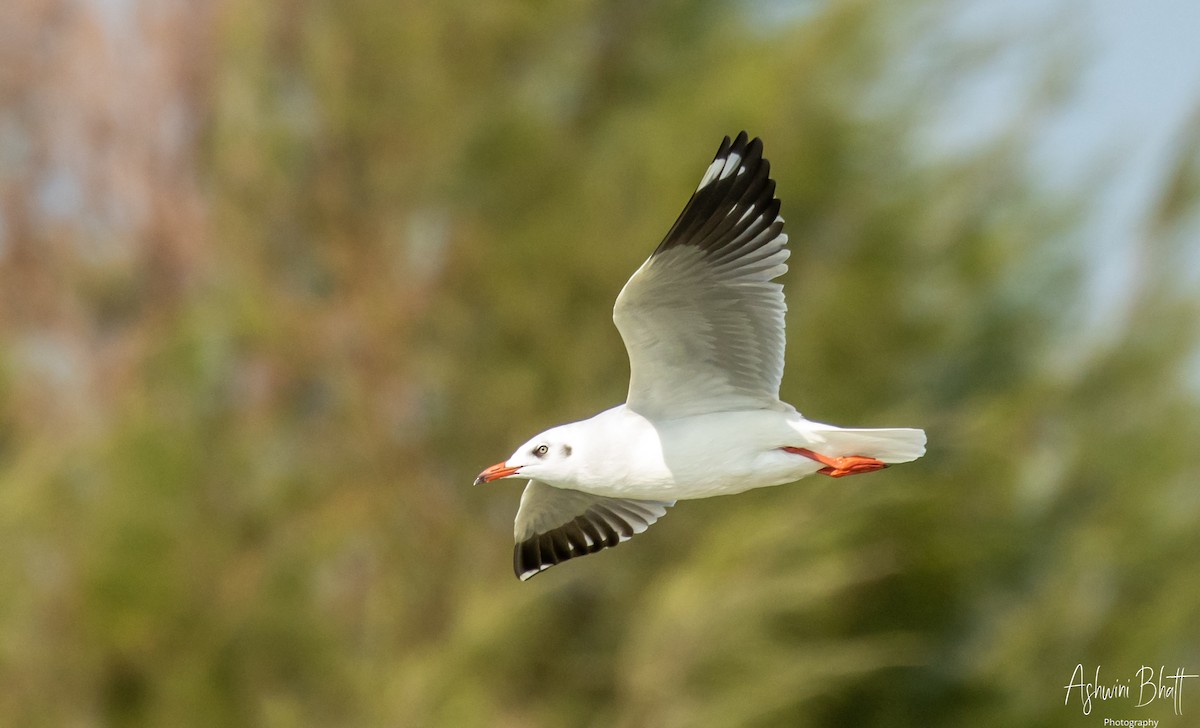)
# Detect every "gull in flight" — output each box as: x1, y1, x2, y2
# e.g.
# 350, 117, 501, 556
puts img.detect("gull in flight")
476, 132, 926, 580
